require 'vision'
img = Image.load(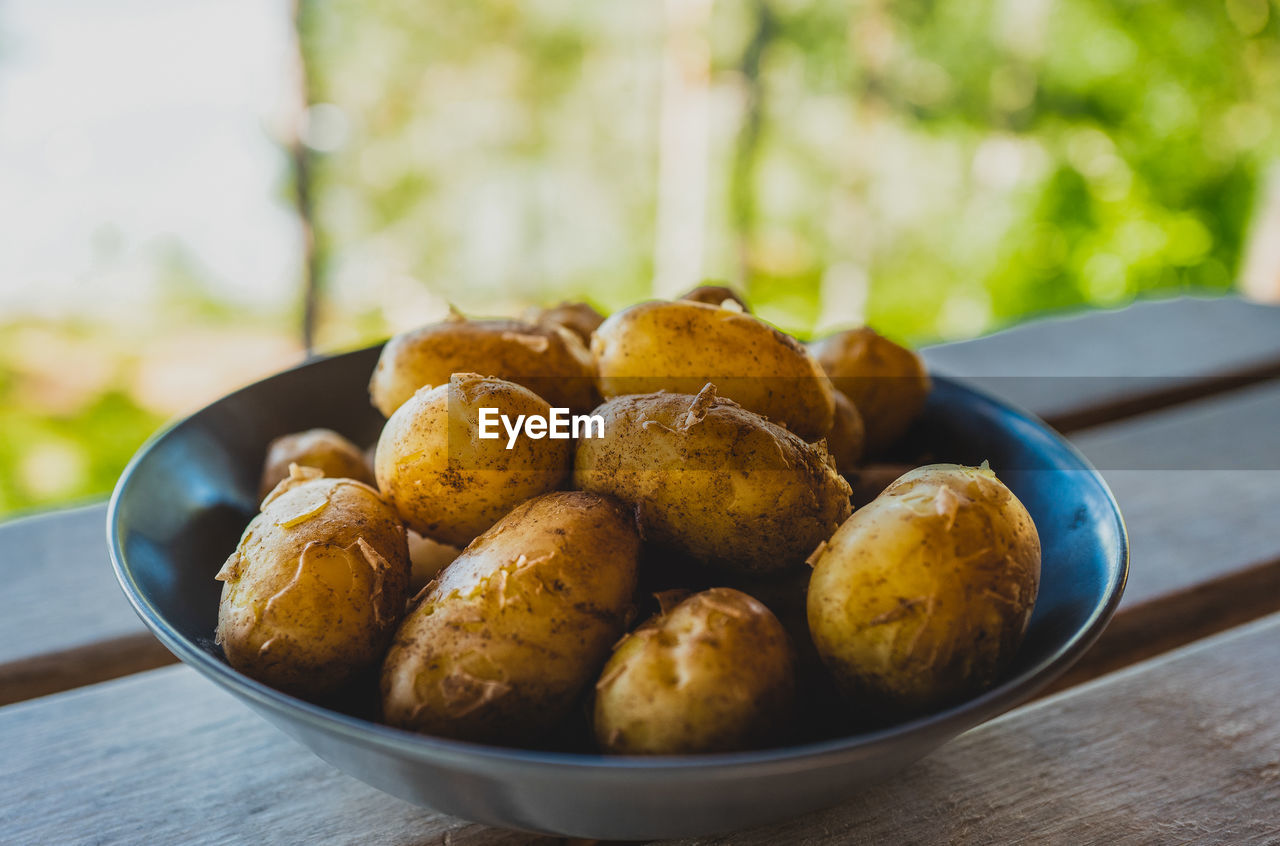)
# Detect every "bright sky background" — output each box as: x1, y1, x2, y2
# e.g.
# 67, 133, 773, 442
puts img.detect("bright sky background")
0, 0, 302, 319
